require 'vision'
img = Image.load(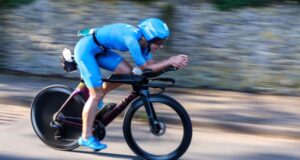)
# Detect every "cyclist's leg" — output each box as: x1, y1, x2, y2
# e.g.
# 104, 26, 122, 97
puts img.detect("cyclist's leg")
74, 36, 107, 150
77, 86, 107, 150
103, 61, 132, 93
96, 49, 132, 94
74, 36, 104, 89
81, 87, 104, 137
